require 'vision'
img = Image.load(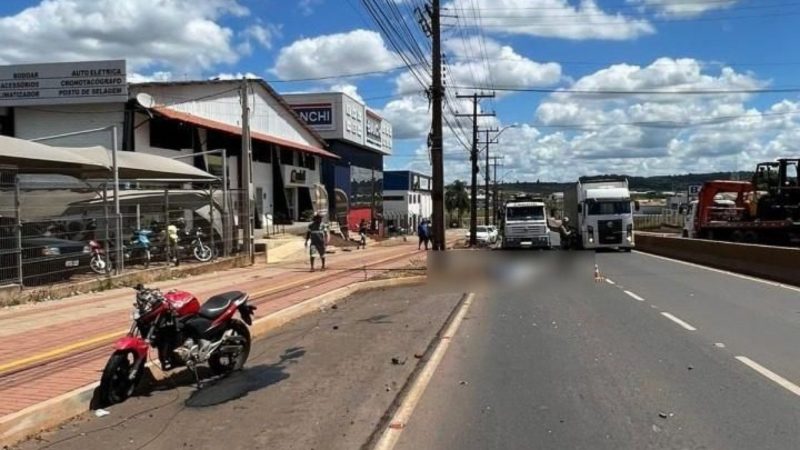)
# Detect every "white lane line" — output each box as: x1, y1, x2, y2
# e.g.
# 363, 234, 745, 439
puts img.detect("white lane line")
624, 290, 645, 302
374, 293, 475, 450
660, 312, 697, 331
605, 278, 616, 285
735, 356, 800, 397
633, 250, 800, 293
